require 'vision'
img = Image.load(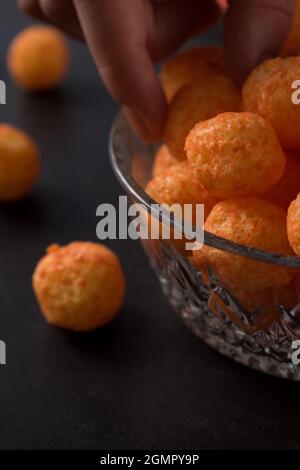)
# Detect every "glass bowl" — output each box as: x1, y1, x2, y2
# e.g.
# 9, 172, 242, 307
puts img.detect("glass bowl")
109, 112, 300, 381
